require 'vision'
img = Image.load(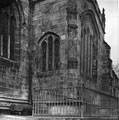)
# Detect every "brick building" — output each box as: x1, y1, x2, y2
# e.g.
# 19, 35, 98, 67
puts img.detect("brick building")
0, 0, 119, 118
